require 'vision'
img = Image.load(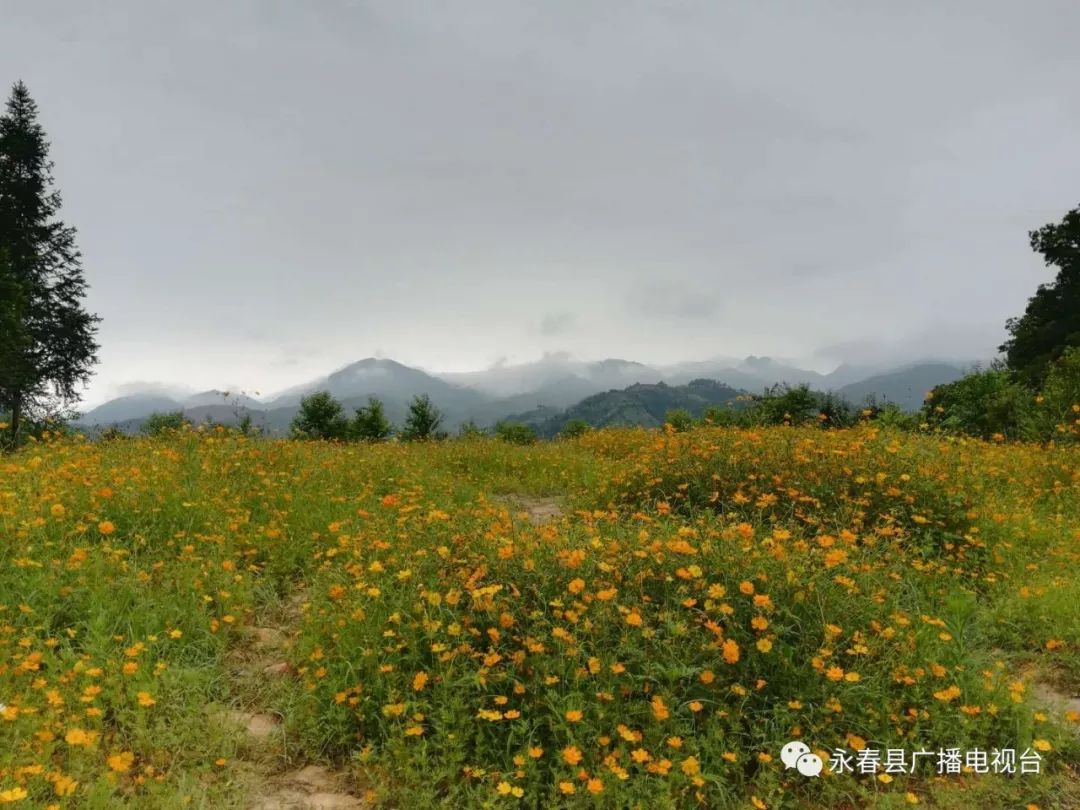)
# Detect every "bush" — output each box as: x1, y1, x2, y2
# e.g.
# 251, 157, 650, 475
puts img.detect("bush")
98, 425, 127, 442
746, 383, 856, 428
700, 404, 742, 427
559, 418, 591, 438
872, 402, 920, 431
922, 367, 1032, 440
457, 420, 486, 439
1031, 346, 1080, 443
352, 397, 394, 441
663, 408, 694, 432
494, 421, 538, 445
290, 391, 350, 441
400, 394, 446, 441
141, 410, 191, 436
